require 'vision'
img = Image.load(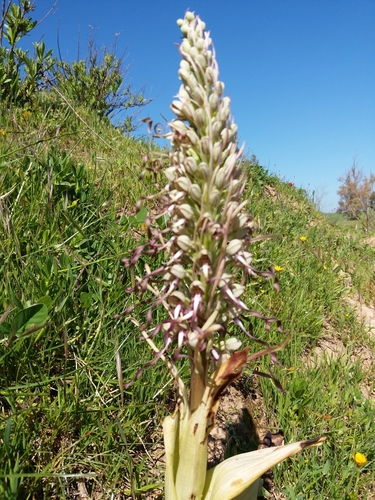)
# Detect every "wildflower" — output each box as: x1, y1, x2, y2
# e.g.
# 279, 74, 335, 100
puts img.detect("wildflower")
22, 111, 31, 118
299, 236, 307, 242
274, 265, 284, 272
0, 129, 6, 136
120, 11, 326, 499
288, 182, 294, 186
353, 452, 367, 467
68, 200, 79, 208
